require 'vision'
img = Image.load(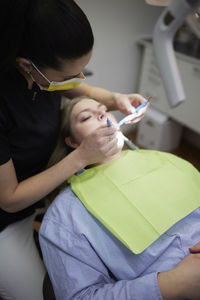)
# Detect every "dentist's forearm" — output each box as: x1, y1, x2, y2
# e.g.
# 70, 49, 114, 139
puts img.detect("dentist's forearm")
1, 149, 85, 213
62, 83, 117, 110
